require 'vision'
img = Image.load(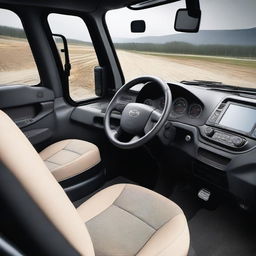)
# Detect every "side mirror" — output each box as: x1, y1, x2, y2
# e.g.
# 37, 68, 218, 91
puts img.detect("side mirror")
94, 66, 106, 97
131, 20, 146, 33
52, 34, 71, 77
175, 8, 201, 33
